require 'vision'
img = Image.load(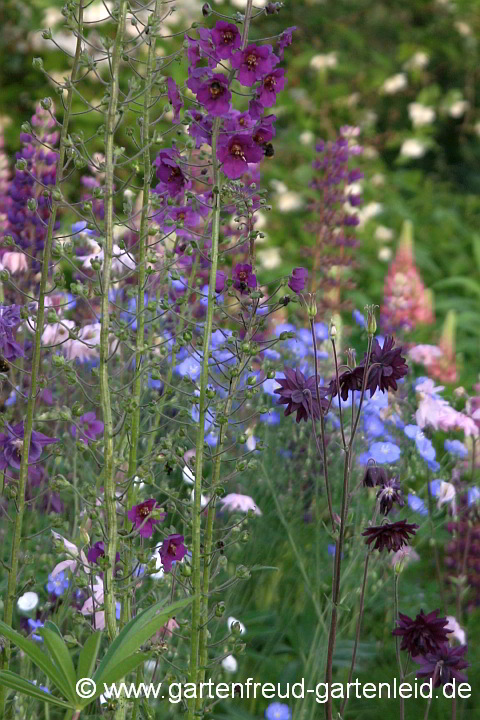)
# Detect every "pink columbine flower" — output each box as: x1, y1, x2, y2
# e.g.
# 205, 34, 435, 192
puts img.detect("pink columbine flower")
446, 616, 466, 645
50, 531, 89, 578
1, 252, 28, 275
219, 493, 262, 515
